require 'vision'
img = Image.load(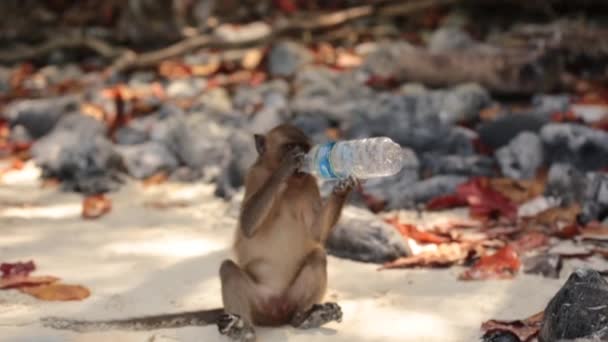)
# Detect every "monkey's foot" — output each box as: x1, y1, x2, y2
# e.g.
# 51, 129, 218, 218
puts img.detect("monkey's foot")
217, 314, 256, 342
291, 302, 343, 329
